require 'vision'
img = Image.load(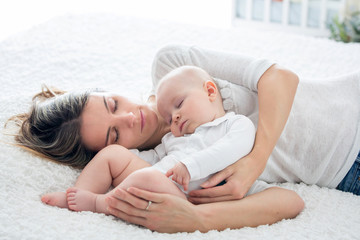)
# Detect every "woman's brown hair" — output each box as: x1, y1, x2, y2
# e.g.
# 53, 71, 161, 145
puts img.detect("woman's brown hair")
5, 85, 98, 168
